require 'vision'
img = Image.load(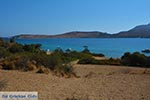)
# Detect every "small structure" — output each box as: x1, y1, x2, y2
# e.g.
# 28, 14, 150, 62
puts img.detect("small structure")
46, 49, 51, 55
